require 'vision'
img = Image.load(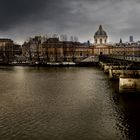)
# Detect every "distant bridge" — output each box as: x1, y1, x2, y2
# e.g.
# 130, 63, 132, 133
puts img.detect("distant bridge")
99, 55, 140, 65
